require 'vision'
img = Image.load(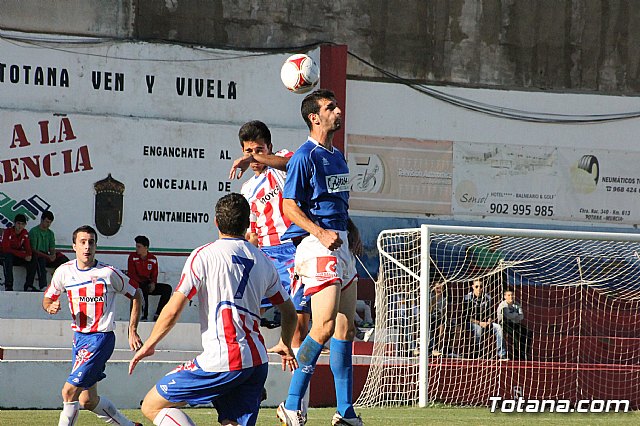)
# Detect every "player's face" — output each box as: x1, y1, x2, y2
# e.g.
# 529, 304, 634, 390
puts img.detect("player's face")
40, 218, 53, 230
316, 97, 342, 132
73, 231, 97, 268
242, 139, 271, 175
